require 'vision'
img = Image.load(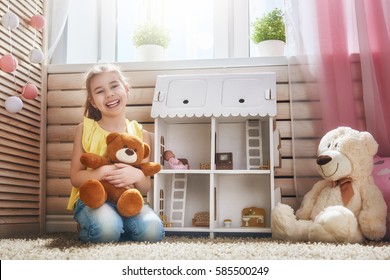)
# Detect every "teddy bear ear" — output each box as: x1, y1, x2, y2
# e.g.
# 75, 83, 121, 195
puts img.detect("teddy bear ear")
360, 131, 378, 156
143, 143, 150, 159
106, 132, 121, 144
